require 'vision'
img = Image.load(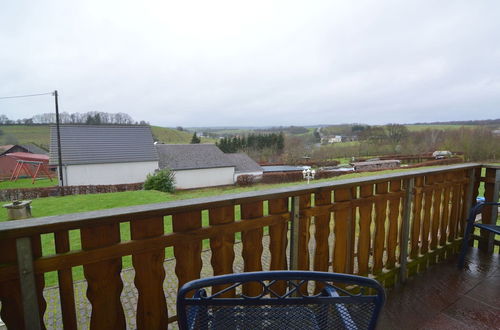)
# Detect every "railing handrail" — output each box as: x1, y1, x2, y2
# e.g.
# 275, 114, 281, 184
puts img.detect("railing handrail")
0, 163, 481, 238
